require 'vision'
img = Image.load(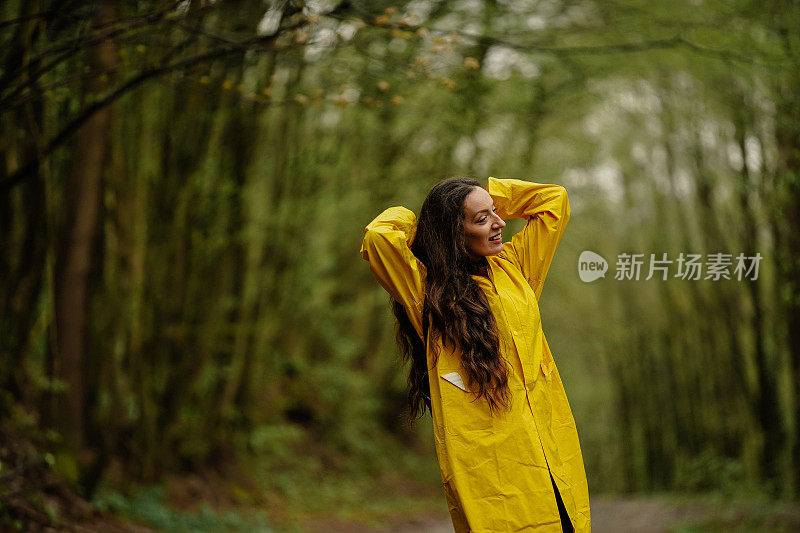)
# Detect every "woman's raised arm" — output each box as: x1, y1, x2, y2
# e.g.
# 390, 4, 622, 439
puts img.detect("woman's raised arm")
488, 177, 571, 301
360, 206, 426, 336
